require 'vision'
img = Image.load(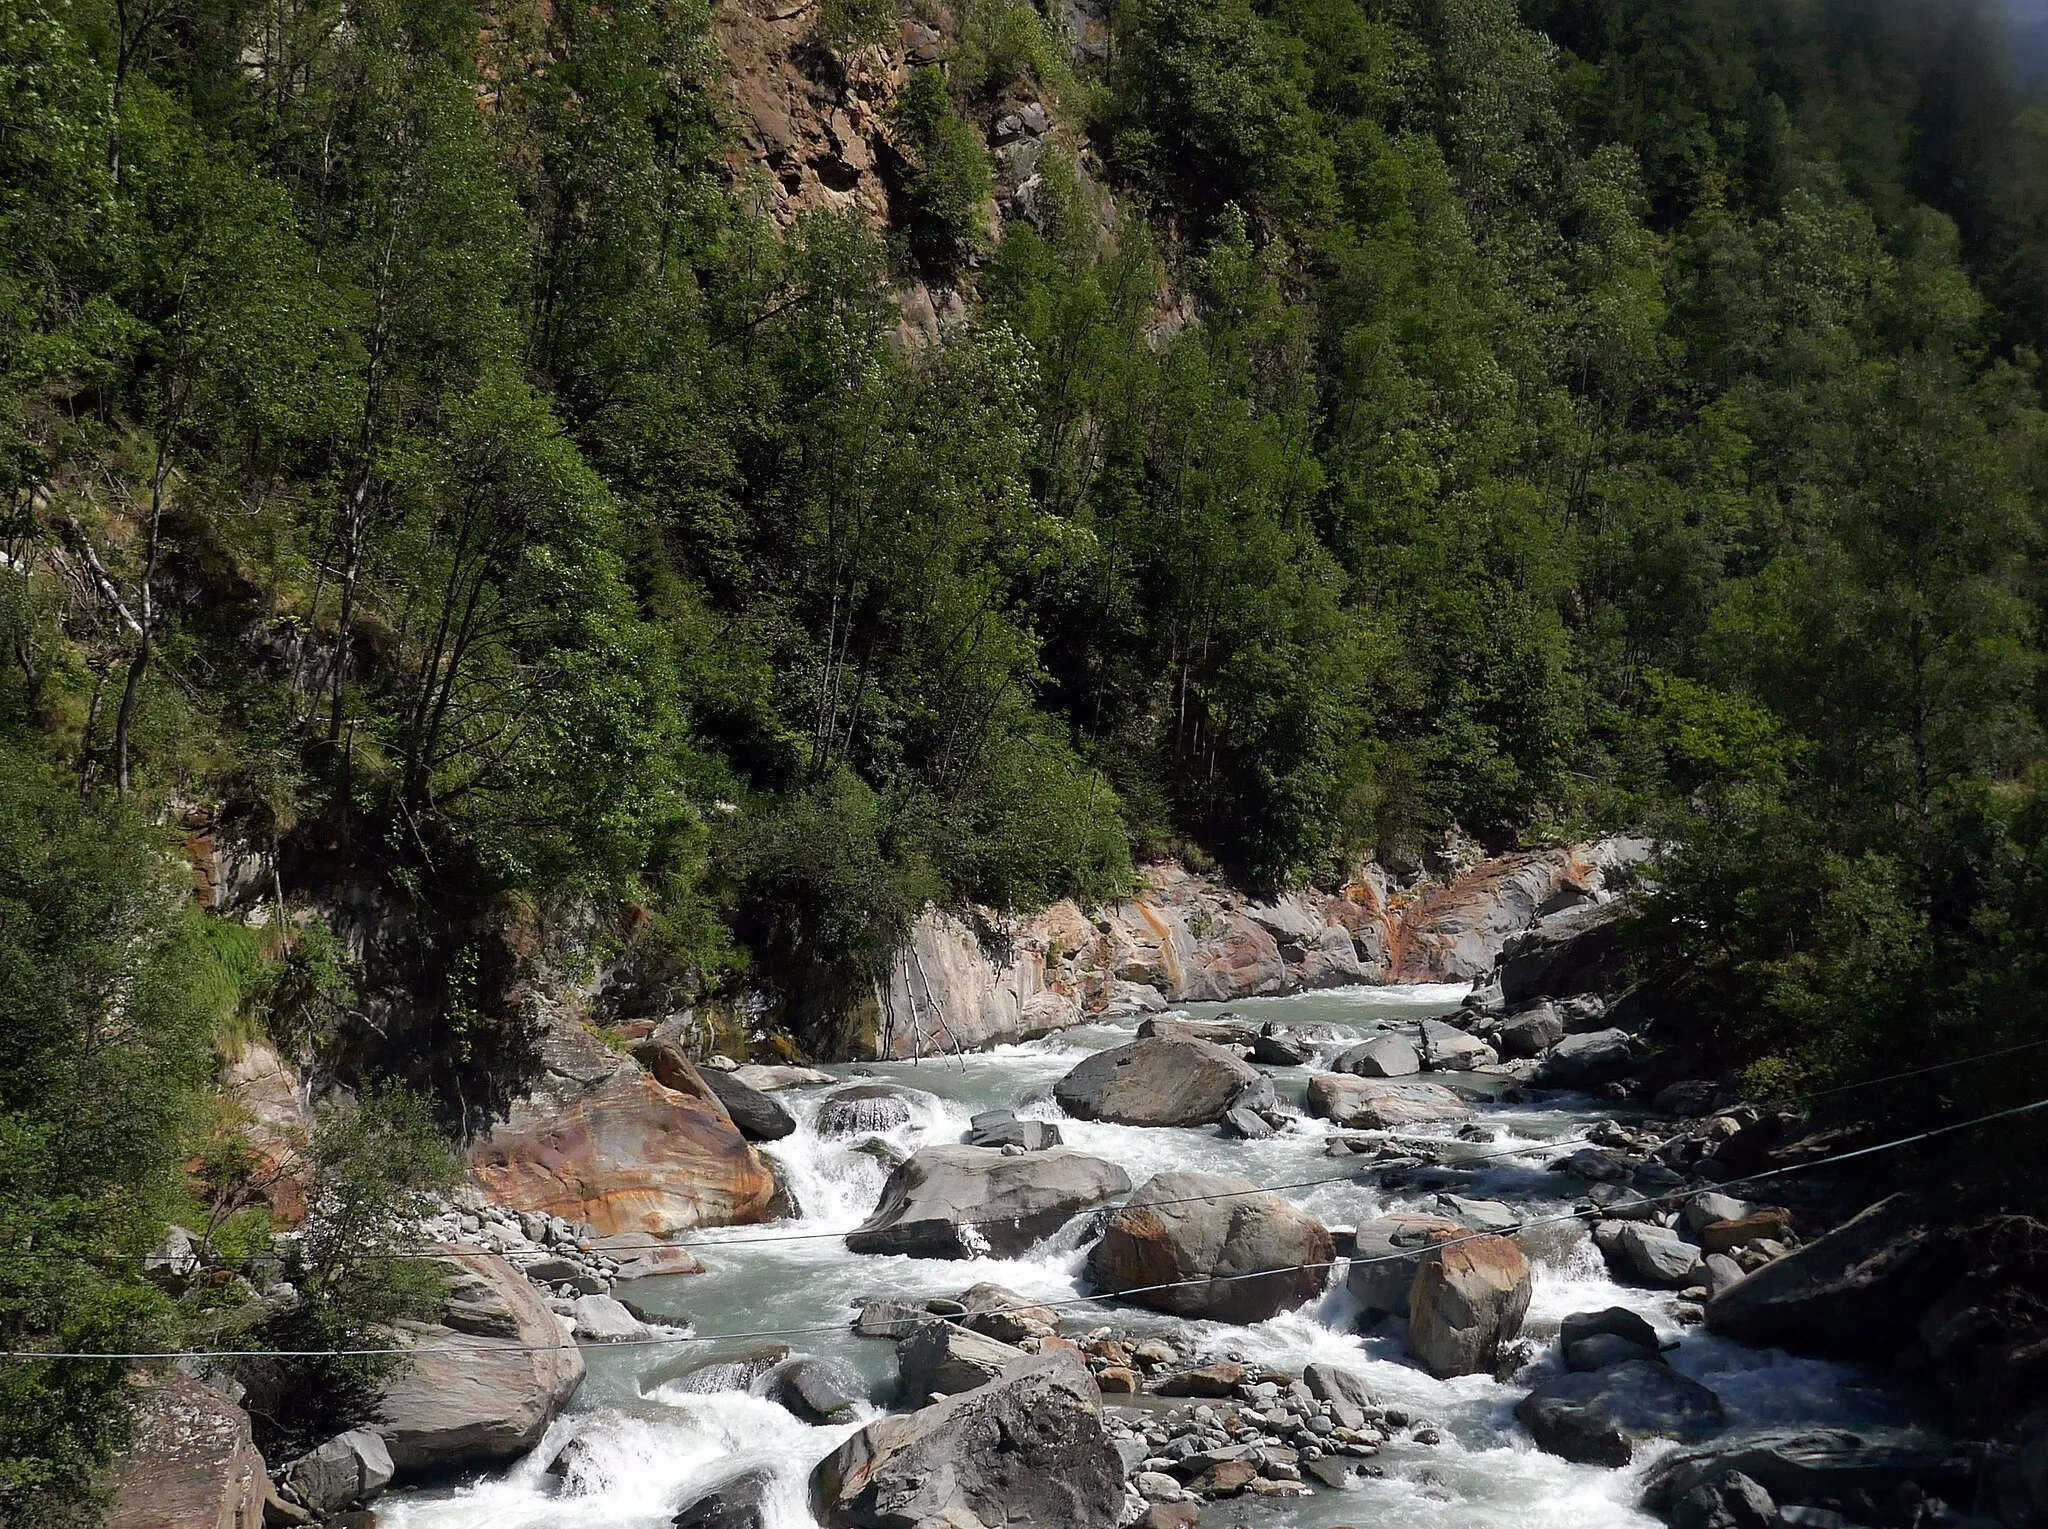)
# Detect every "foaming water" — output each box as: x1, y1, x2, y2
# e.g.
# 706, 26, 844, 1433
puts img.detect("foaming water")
377, 983, 1922, 1529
